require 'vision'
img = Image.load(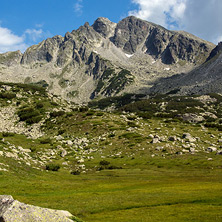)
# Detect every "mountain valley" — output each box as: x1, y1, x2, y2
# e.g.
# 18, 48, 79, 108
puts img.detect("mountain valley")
0, 16, 222, 222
